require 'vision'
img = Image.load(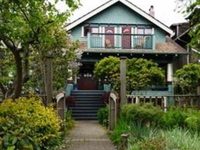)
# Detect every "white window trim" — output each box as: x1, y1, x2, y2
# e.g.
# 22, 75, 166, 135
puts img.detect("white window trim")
81, 26, 84, 37
114, 27, 117, 48
119, 26, 122, 48
102, 26, 105, 48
